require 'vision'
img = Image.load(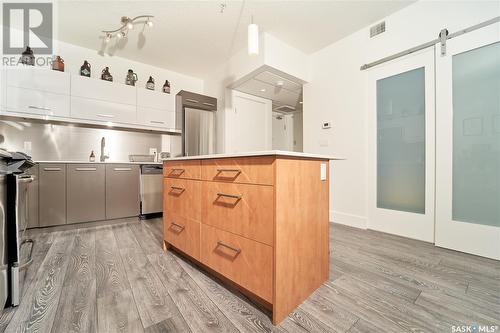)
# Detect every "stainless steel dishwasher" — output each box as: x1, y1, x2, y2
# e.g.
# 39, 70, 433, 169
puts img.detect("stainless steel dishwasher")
140, 164, 163, 217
